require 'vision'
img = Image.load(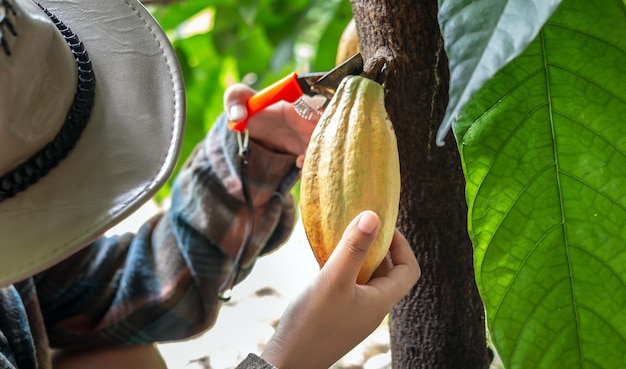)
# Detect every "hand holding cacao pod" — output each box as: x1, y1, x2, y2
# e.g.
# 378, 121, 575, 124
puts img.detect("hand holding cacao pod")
300, 75, 401, 284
